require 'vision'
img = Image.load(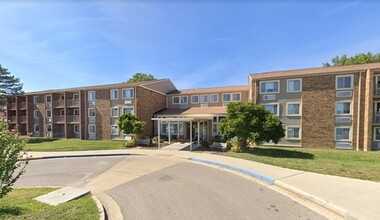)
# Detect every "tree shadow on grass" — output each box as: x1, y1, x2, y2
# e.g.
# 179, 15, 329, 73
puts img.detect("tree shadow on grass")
27, 138, 59, 144
246, 147, 315, 159
0, 207, 23, 218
